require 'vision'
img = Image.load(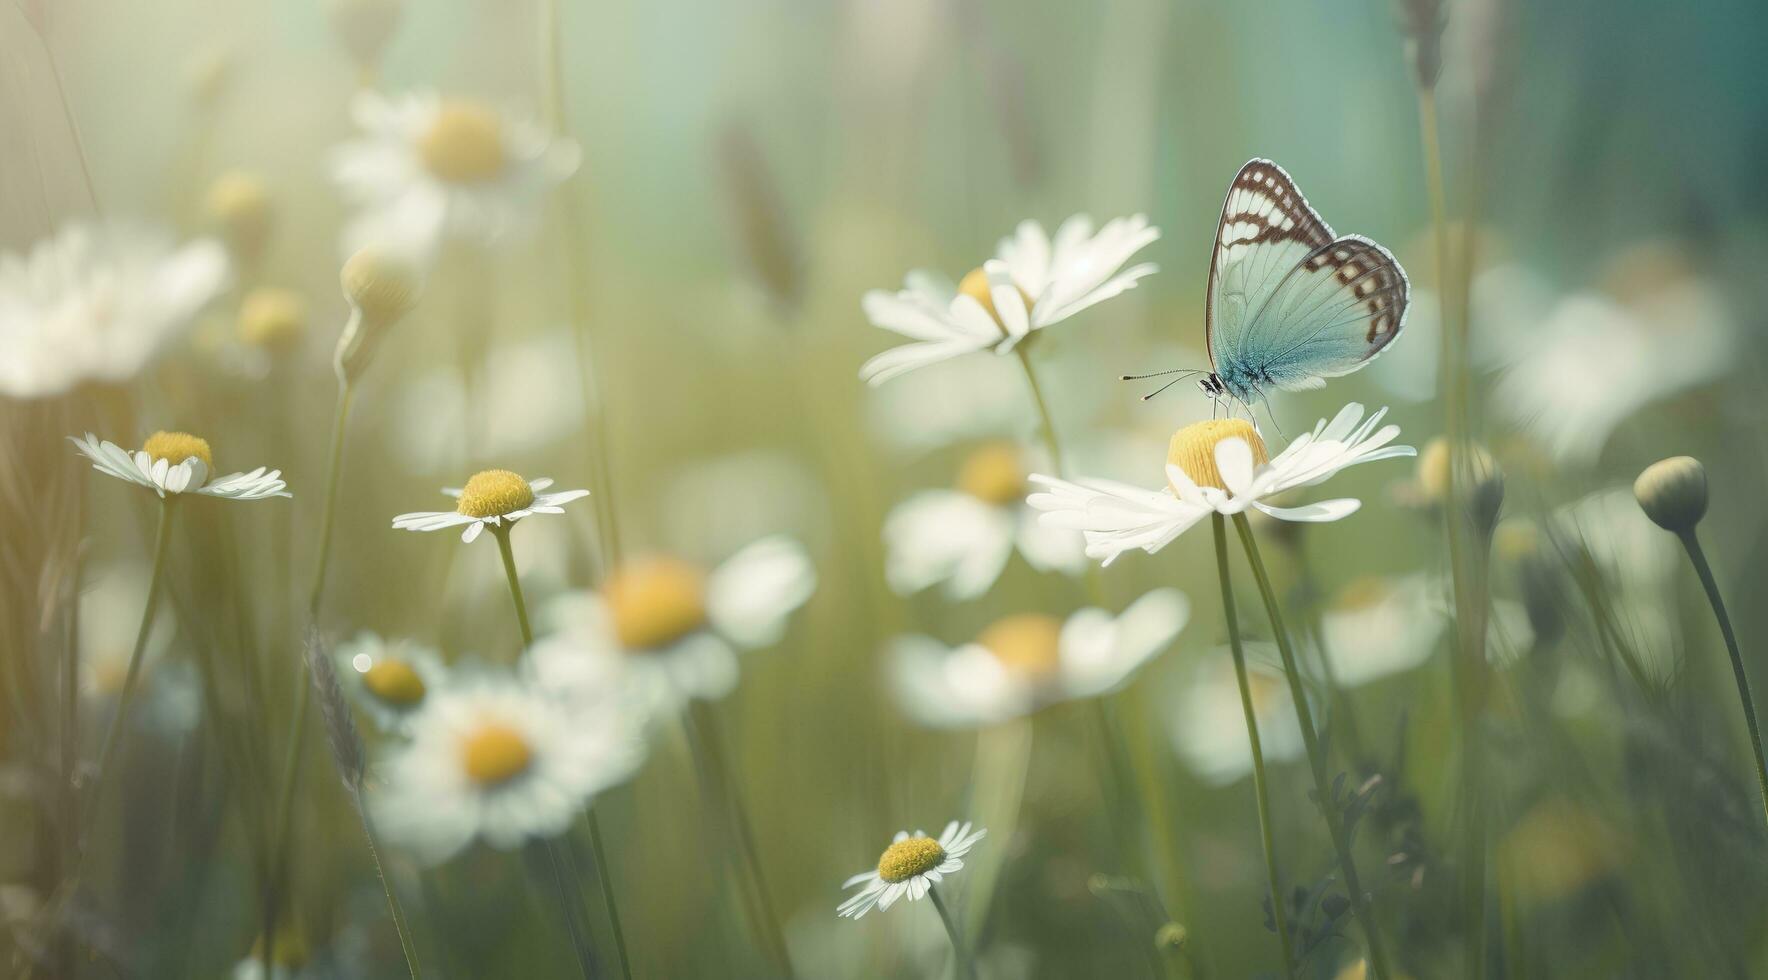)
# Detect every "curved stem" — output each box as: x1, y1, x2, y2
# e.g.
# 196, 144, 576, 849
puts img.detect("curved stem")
1213, 515, 1296, 979
585, 811, 633, 980
493, 525, 534, 649
929, 884, 978, 980
1013, 345, 1065, 476
1679, 530, 1768, 827
358, 805, 423, 978
1233, 514, 1393, 980
86, 496, 175, 823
